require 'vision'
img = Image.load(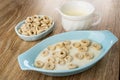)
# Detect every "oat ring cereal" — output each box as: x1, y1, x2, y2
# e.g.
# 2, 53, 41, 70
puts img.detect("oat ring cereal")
57, 51, 67, 58
73, 42, 81, 48
34, 60, 44, 68
63, 40, 71, 45
64, 55, 73, 62
47, 57, 55, 63
26, 17, 33, 23
48, 46, 56, 51
56, 58, 66, 65
92, 43, 102, 50
41, 50, 49, 57
85, 52, 94, 60
34, 39, 102, 70
68, 63, 78, 69
80, 40, 91, 47
75, 53, 84, 60
44, 63, 55, 70
18, 15, 53, 36
78, 46, 88, 52
56, 43, 65, 49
